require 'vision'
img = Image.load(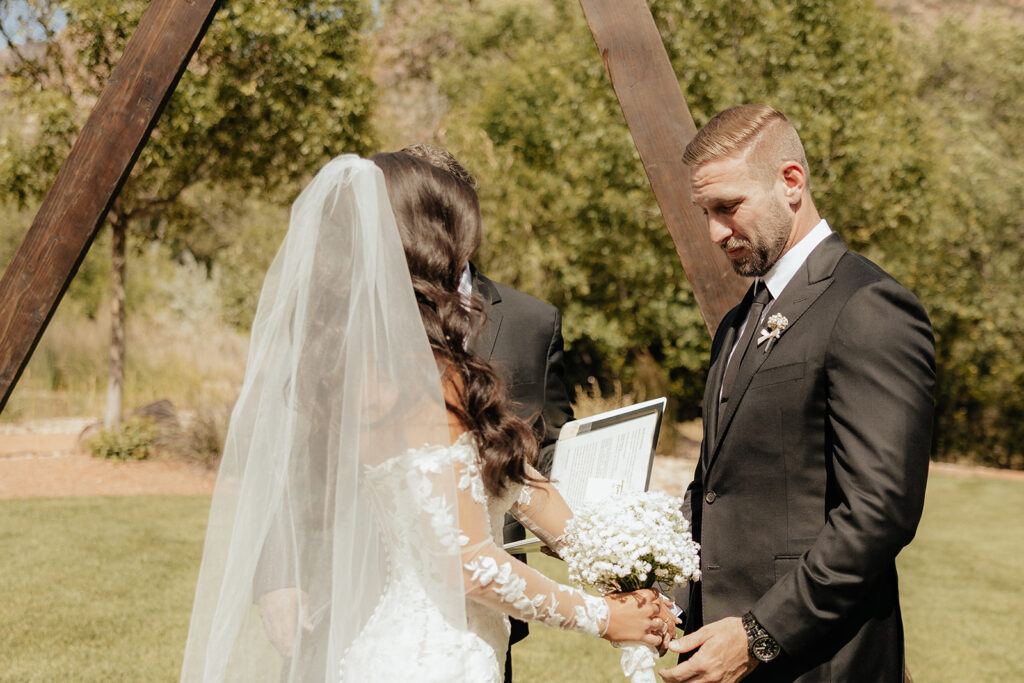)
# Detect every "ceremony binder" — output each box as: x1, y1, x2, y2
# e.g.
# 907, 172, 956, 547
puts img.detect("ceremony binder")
503, 397, 667, 554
